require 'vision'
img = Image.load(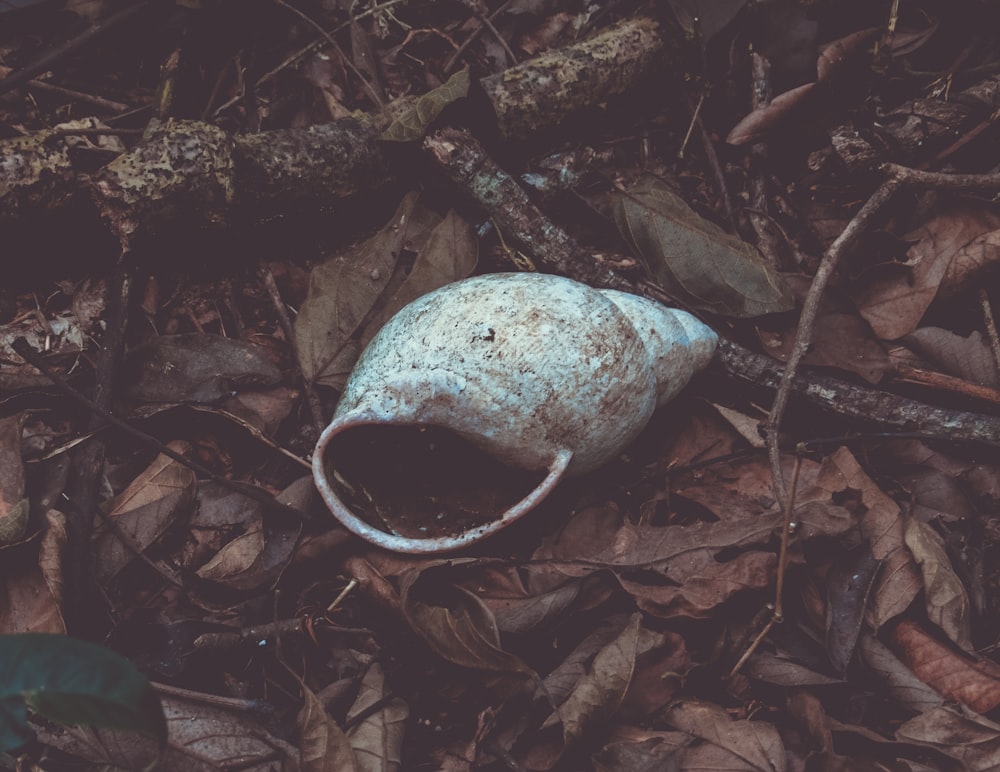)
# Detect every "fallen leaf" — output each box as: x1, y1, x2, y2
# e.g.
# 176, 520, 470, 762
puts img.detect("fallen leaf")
904, 327, 1000, 388
819, 448, 922, 628
904, 518, 972, 651
726, 82, 819, 146
359, 208, 478, 347
299, 681, 359, 772
890, 618, 1000, 713
854, 198, 1000, 340
664, 699, 787, 771
92, 441, 197, 585
400, 567, 534, 674
295, 193, 419, 389
345, 662, 409, 772
897, 705, 1000, 770
123, 334, 282, 403
859, 632, 944, 714
614, 175, 794, 316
